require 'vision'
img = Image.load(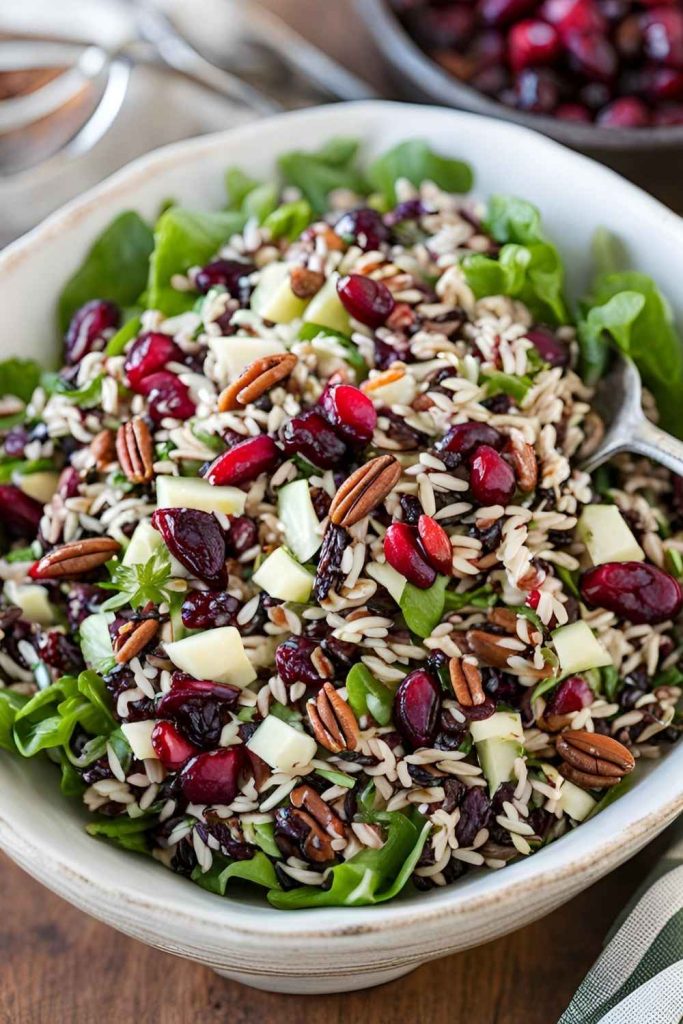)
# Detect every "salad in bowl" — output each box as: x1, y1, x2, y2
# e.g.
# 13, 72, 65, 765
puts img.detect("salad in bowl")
1, 133, 682, 911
